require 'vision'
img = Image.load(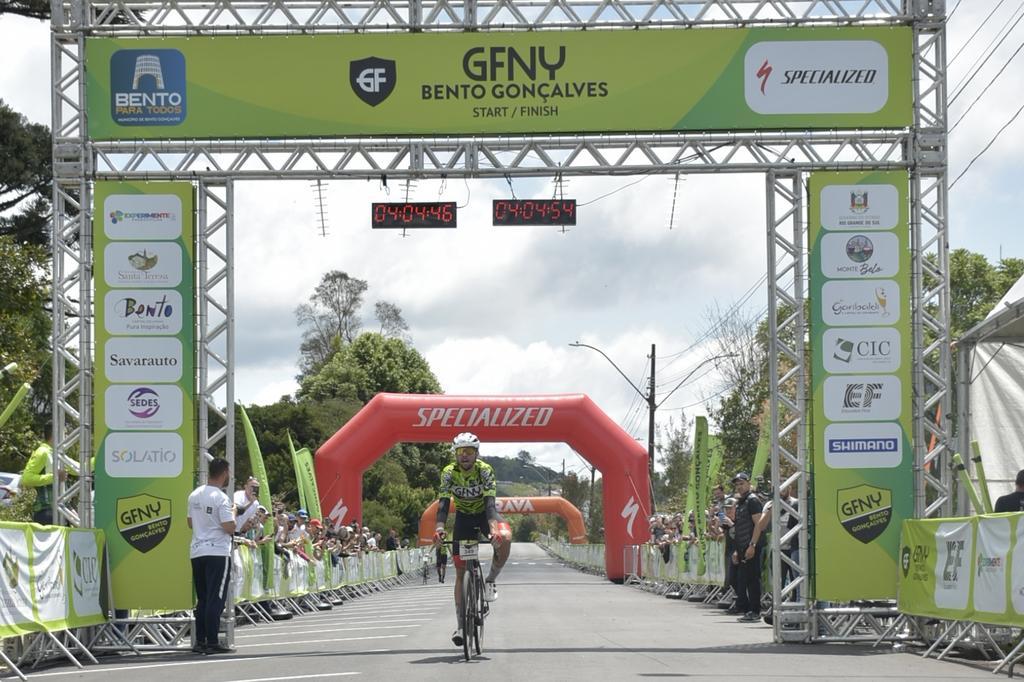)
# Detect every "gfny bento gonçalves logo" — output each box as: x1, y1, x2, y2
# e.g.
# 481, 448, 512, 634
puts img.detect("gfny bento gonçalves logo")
110, 49, 187, 126
350, 57, 396, 106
